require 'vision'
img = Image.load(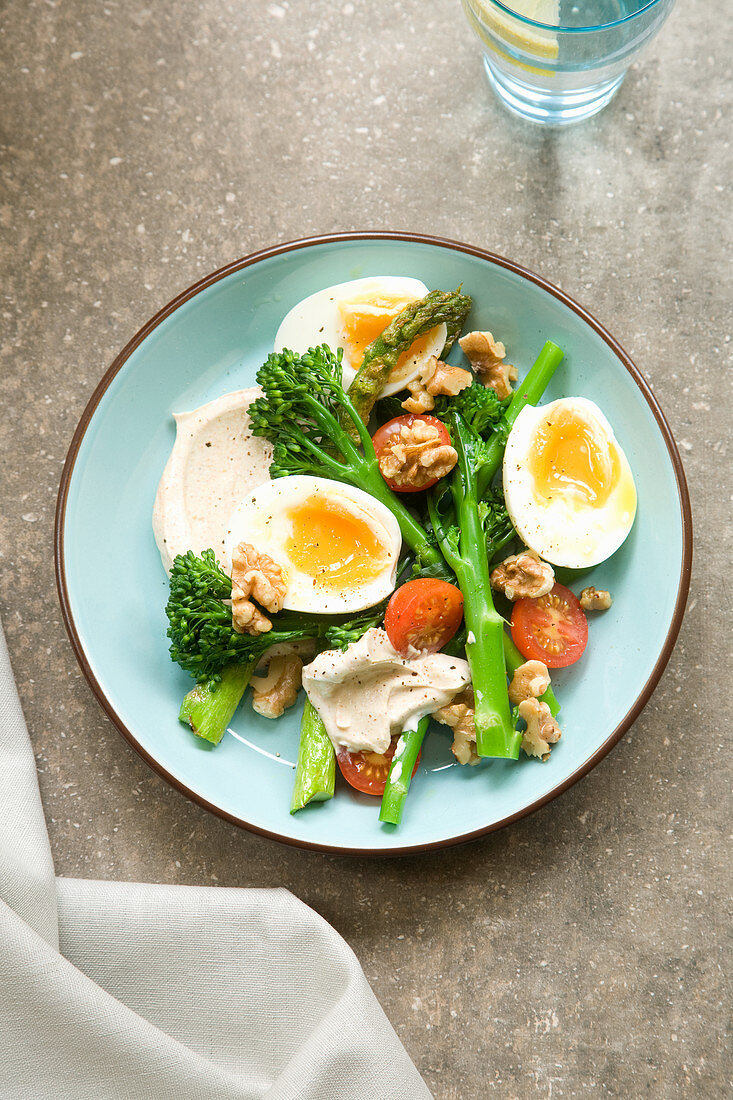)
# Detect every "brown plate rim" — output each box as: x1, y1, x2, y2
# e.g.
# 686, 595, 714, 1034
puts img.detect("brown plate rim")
54, 231, 693, 856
